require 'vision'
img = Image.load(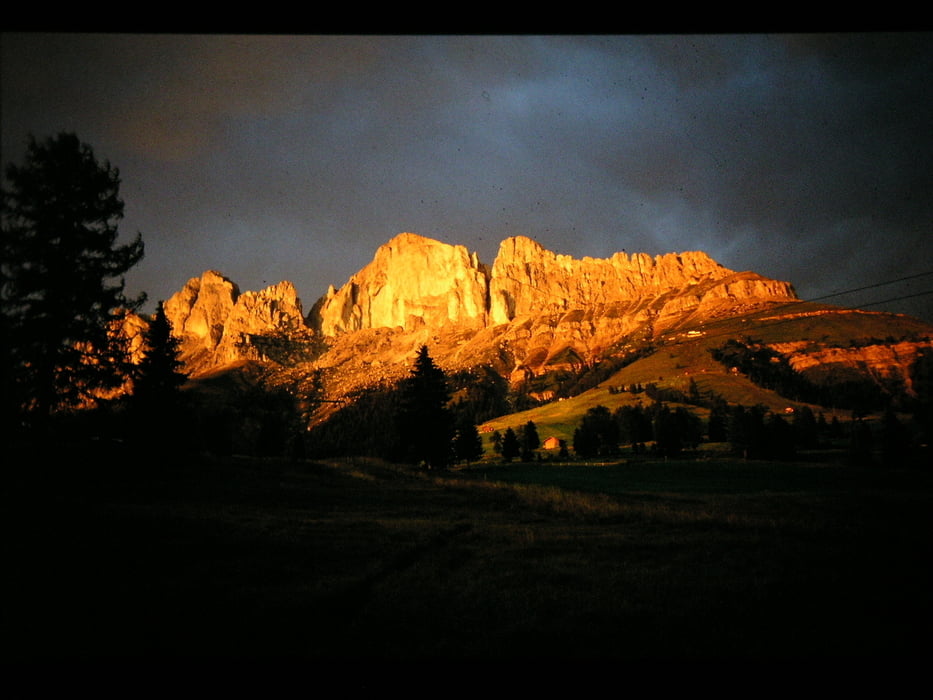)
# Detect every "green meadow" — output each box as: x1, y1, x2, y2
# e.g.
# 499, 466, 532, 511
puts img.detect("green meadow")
4, 443, 930, 661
